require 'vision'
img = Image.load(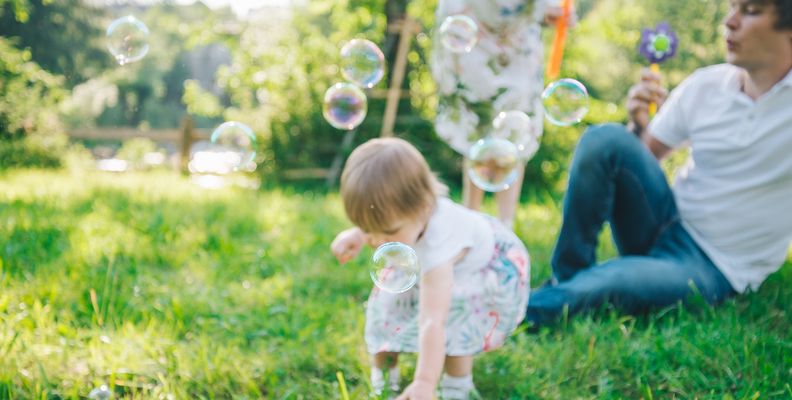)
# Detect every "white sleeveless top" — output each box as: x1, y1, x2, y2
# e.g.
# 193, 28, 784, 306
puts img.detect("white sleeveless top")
412, 197, 495, 278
